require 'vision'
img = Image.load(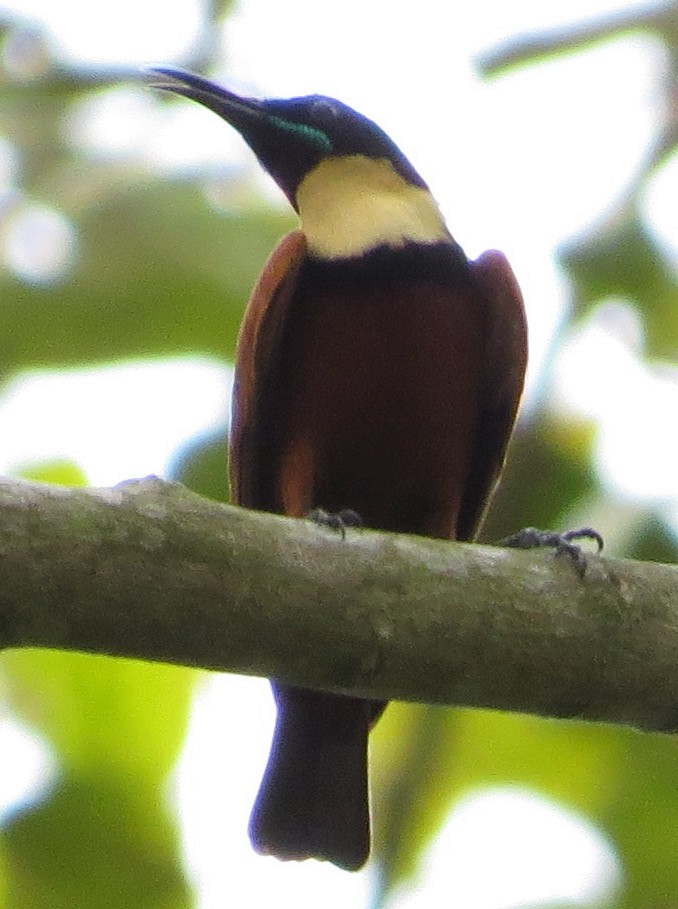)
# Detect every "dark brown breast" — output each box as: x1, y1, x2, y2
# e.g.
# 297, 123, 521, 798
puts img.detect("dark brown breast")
257, 246, 488, 540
